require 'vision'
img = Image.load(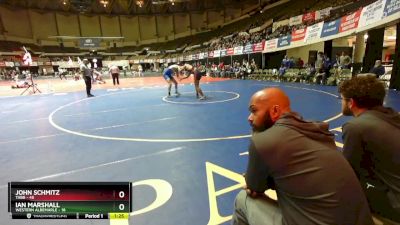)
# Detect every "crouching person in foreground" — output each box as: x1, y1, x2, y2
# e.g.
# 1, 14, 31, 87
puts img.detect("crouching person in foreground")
232, 88, 373, 225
